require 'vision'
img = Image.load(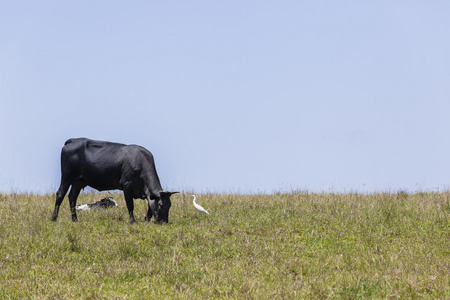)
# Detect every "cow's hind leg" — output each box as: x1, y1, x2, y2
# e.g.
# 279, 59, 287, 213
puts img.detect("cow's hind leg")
52, 182, 70, 221
123, 189, 136, 224
68, 184, 83, 222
